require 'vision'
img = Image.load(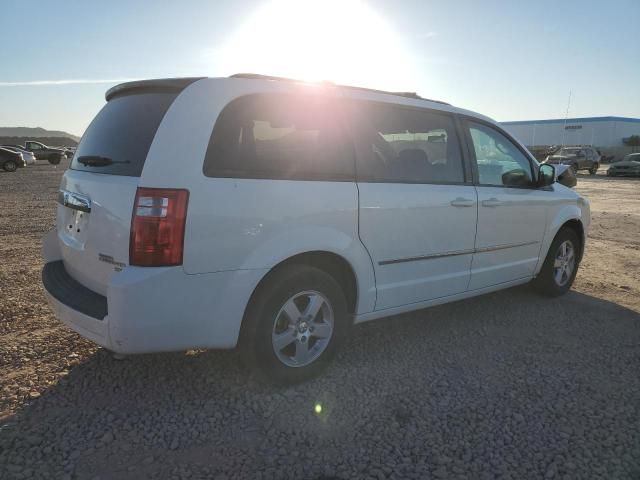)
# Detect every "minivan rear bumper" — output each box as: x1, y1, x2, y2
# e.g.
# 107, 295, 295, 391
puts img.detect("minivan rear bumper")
42, 231, 267, 354
43, 279, 111, 349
